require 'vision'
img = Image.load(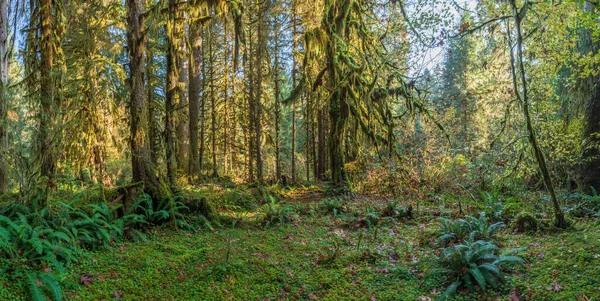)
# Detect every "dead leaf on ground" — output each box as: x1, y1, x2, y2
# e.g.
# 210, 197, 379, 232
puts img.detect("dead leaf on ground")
80, 274, 94, 286
553, 280, 564, 292
508, 289, 522, 301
